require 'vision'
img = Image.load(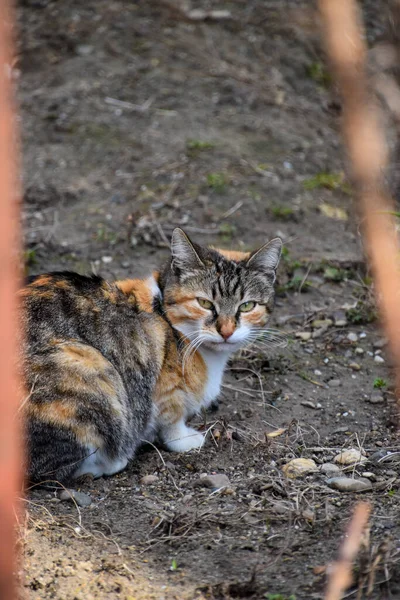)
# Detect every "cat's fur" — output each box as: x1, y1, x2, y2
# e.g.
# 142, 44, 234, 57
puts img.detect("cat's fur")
20, 228, 282, 483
